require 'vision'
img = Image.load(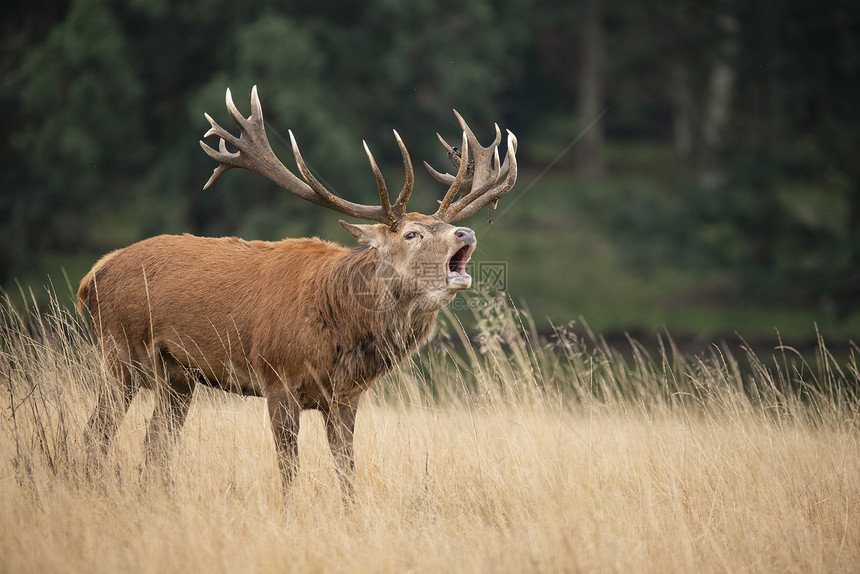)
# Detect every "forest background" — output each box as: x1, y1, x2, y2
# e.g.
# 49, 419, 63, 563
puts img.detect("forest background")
3, 0, 859, 345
